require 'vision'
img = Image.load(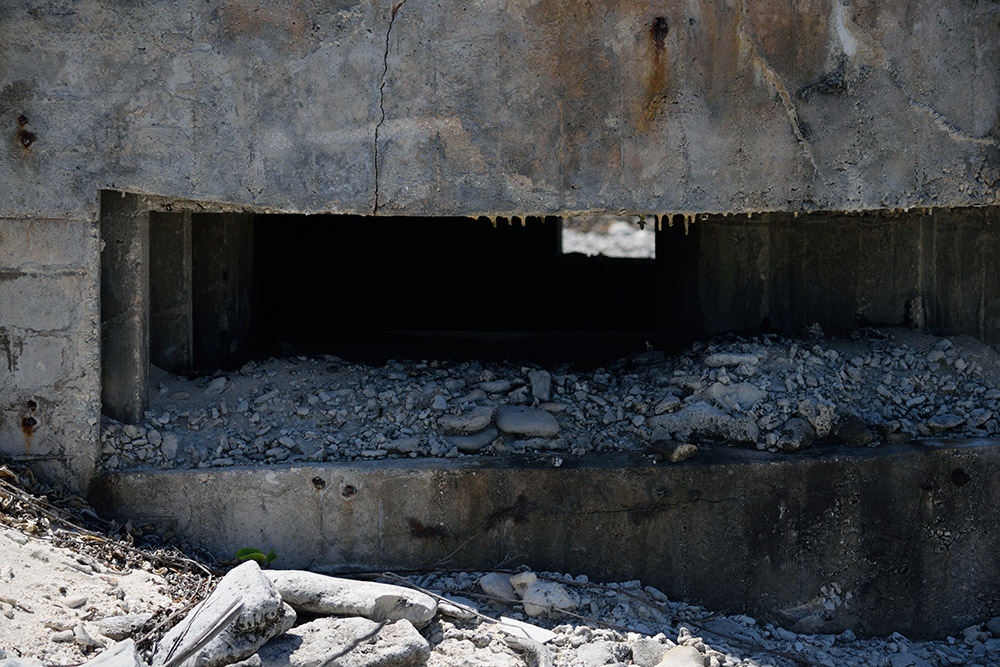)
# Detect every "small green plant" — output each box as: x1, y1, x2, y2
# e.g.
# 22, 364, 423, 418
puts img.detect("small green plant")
236, 548, 278, 567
